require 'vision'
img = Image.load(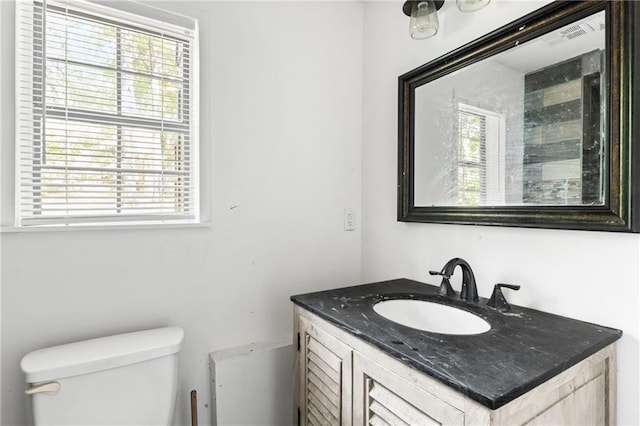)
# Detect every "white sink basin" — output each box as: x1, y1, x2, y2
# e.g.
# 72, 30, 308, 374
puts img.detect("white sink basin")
373, 299, 491, 335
